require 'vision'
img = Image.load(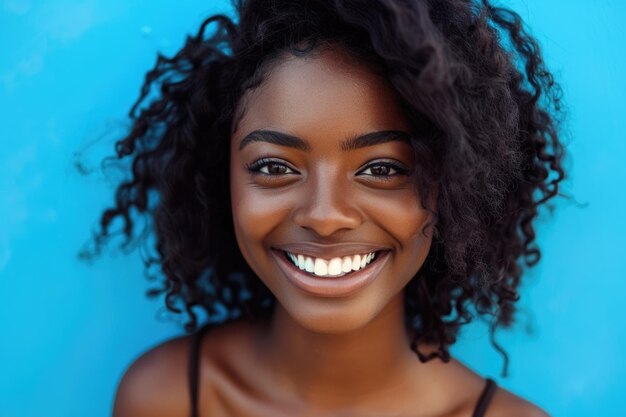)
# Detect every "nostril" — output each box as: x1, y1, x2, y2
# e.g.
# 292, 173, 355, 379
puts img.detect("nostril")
291, 197, 363, 236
